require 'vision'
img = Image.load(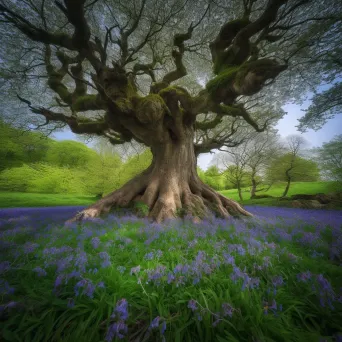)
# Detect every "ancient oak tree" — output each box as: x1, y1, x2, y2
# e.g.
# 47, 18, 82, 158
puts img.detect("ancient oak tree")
0, 0, 335, 222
